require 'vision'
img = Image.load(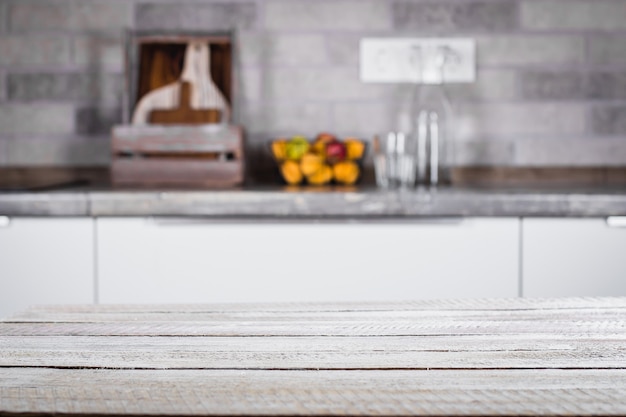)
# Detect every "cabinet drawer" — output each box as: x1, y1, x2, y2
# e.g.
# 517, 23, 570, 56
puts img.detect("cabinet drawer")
523, 218, 626, 298
0, 218, 94, 318
97, 218, 519, 303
